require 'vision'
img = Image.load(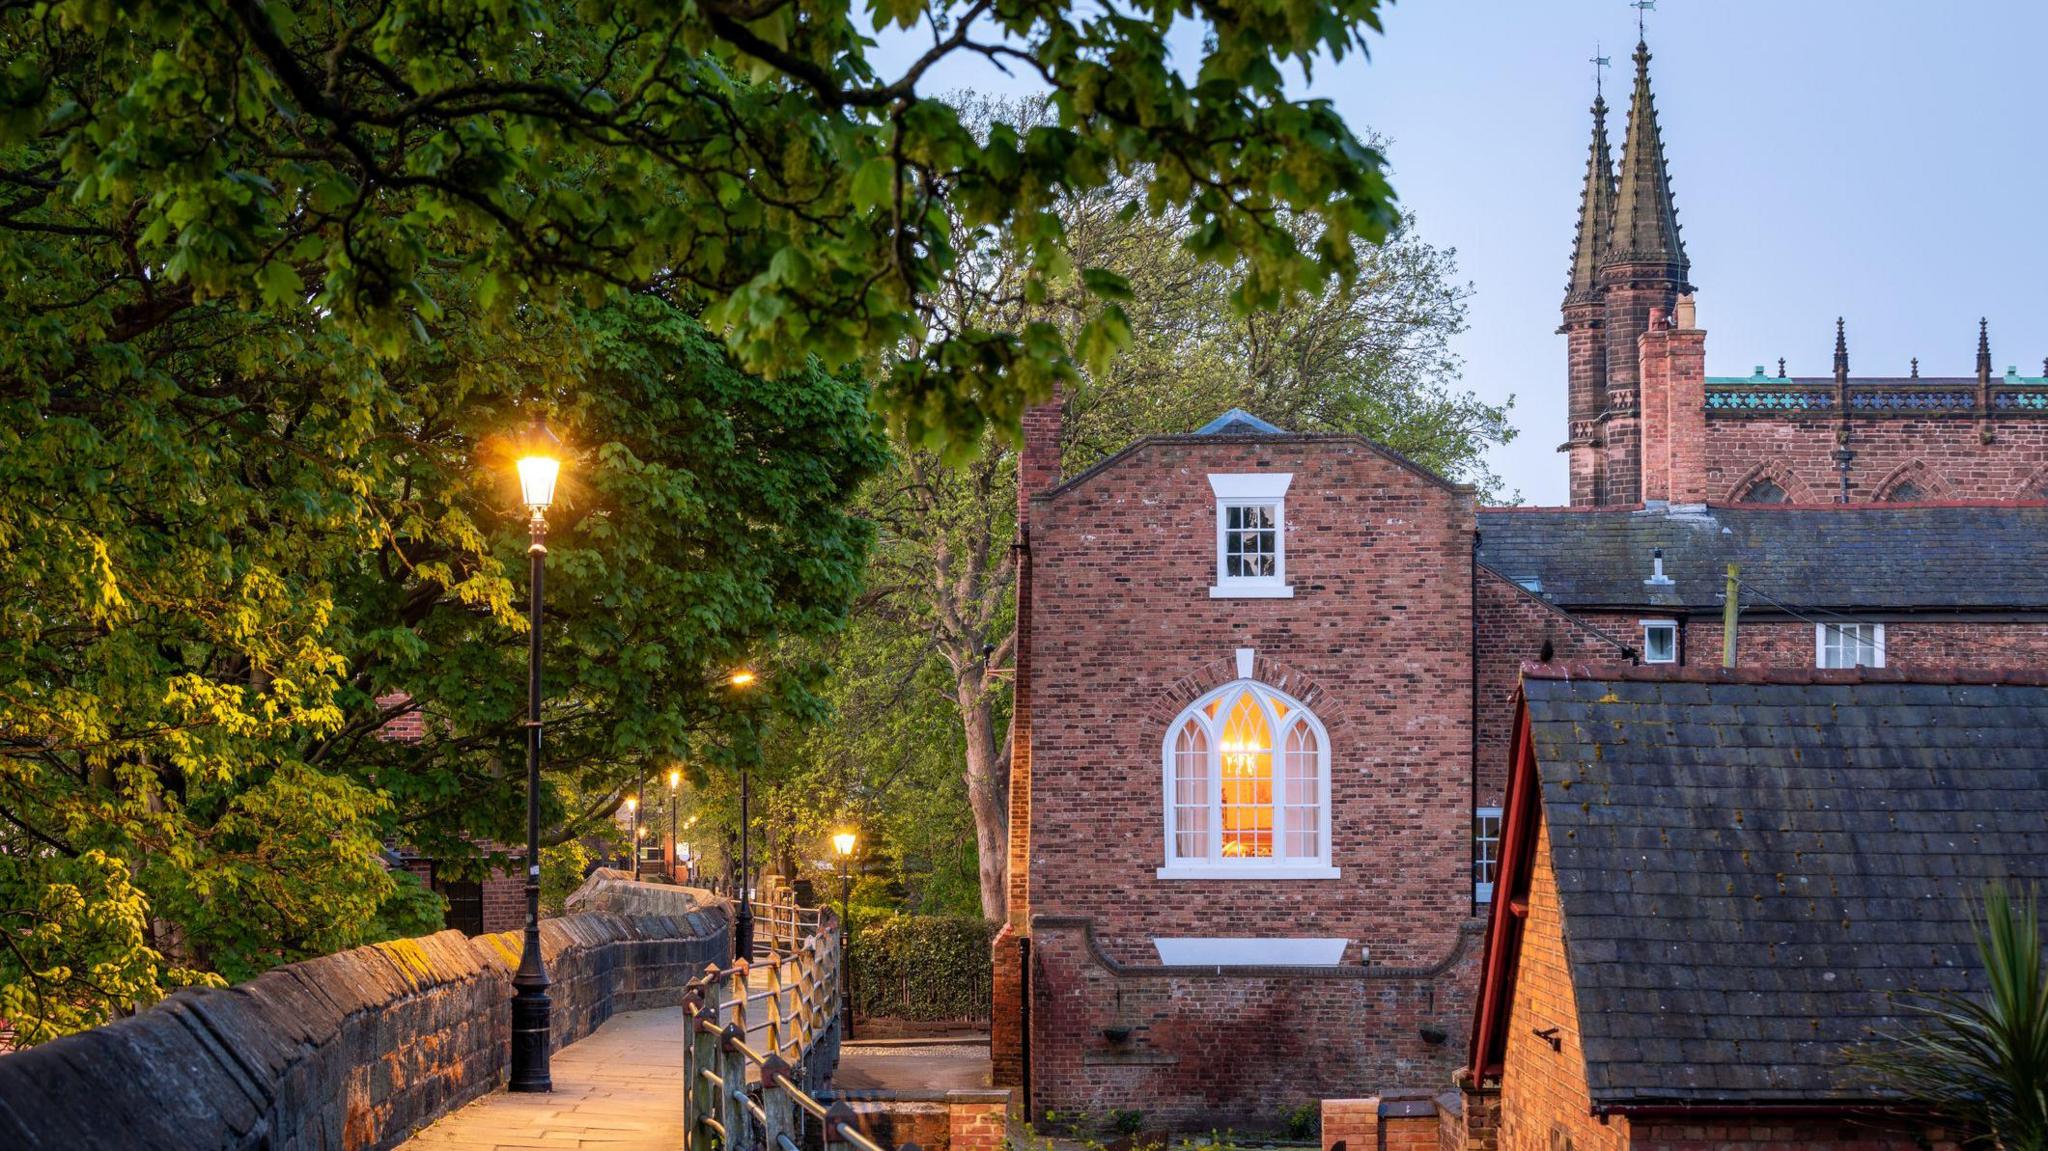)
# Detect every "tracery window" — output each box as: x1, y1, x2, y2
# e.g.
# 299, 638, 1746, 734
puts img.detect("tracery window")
1159, 681, 1336, 879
